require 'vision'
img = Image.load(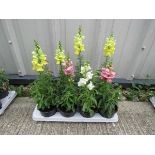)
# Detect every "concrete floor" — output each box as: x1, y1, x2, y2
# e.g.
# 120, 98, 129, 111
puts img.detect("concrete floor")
0, 97, 155, 135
